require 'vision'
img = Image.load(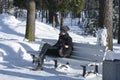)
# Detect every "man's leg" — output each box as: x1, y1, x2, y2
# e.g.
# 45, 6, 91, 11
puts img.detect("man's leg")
33, 43, 52, 70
